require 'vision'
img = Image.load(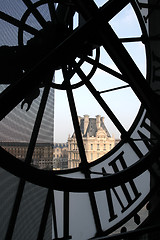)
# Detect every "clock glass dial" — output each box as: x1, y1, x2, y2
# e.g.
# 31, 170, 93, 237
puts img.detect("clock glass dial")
0, 0, 146, 165
0, 0, 160, 239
